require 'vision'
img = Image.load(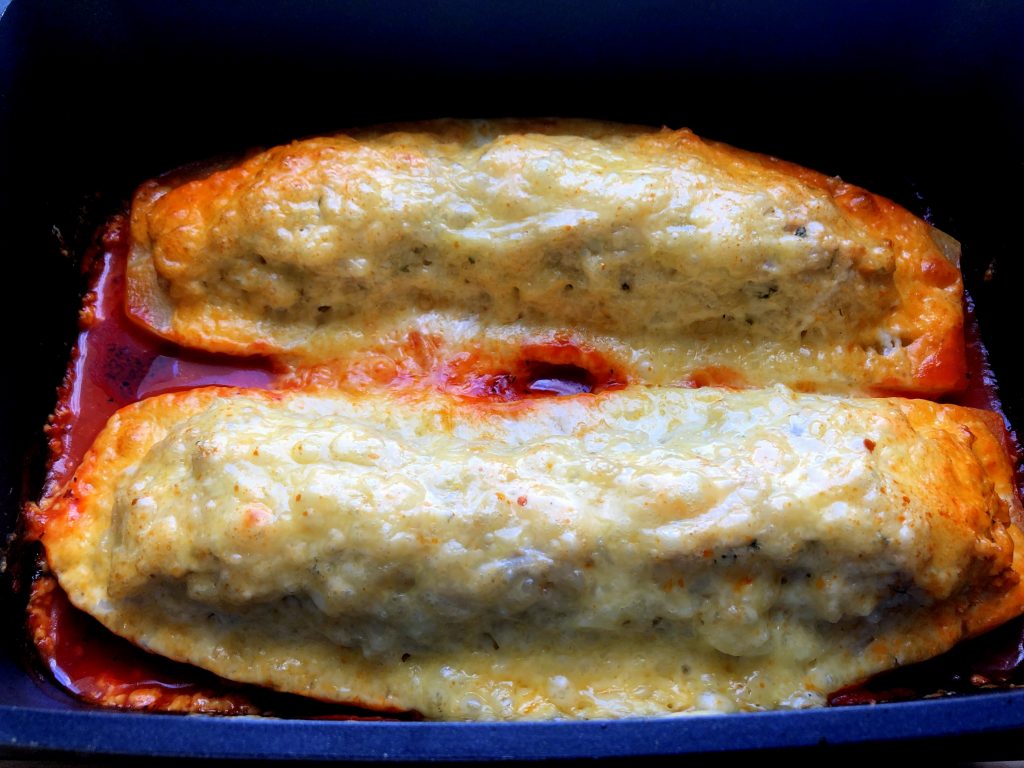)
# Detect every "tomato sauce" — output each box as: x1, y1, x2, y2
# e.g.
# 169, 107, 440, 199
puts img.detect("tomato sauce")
449, 340, 626, 401
37, 219, 277, 502
23, 214, 1024, 714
